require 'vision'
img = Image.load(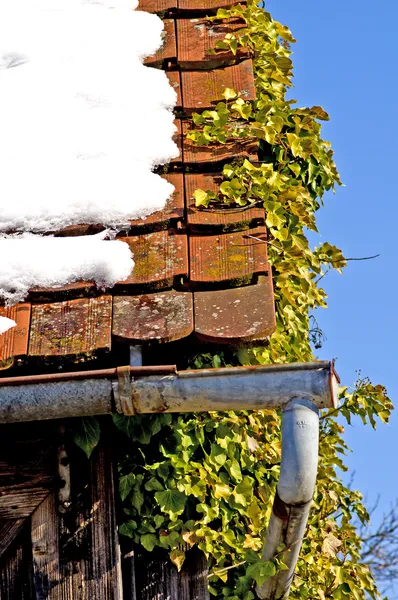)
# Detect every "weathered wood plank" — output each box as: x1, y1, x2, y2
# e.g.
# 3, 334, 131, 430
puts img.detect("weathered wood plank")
0, 521, 34, 599
58, 436, 123, 600
31, 492, 61, 600
0, 519, 26, 559
0, 422, 55, 520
